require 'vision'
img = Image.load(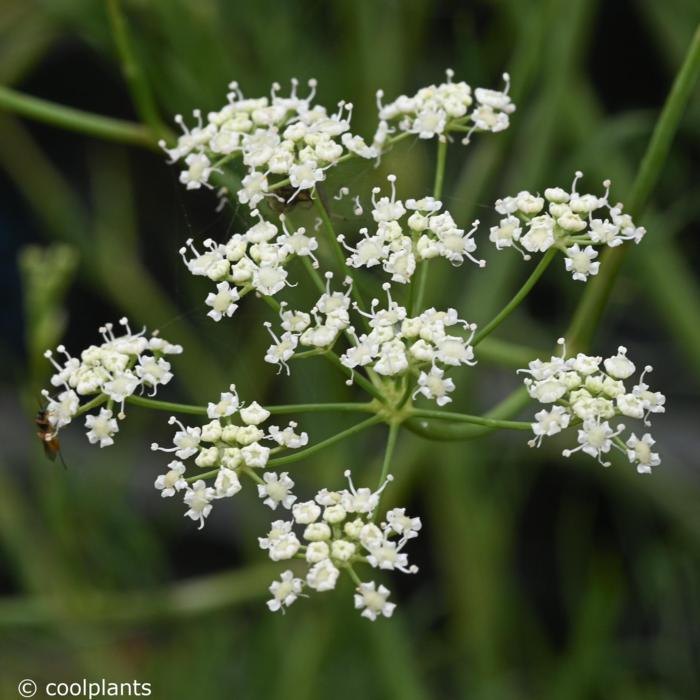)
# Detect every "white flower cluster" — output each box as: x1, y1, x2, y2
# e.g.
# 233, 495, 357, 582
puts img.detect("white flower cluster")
264, 279, 477, 406
151, 386, 308, 529
179, 211, 318, 318
375, 69, 515, 143
161, 78, 378, 204
42, 319, 182, 447
521, 340, 666, 473
338, 174, 484, 284
489, 172, 646, 281
262, 470, 421, 620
